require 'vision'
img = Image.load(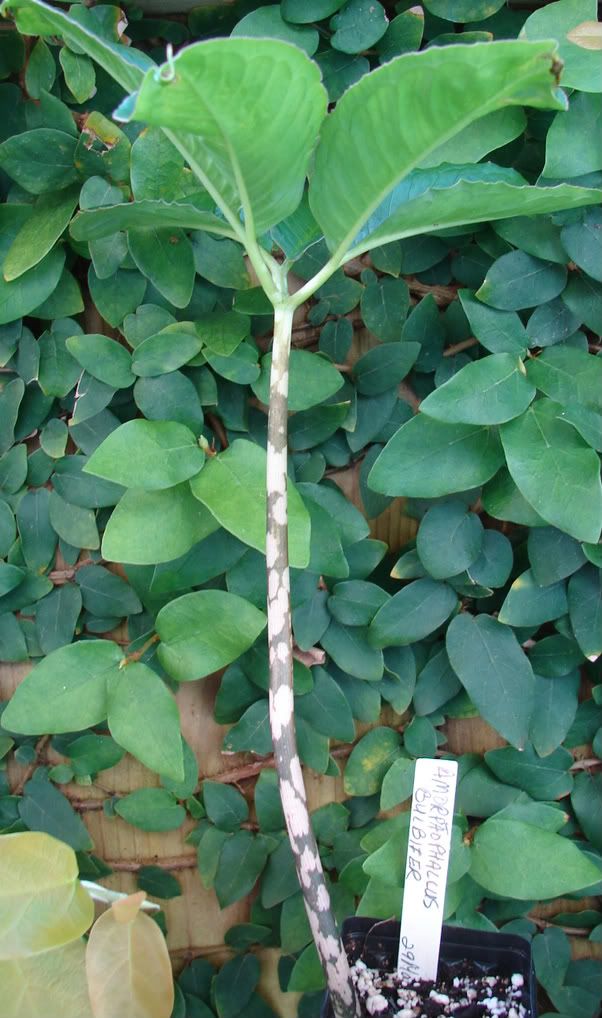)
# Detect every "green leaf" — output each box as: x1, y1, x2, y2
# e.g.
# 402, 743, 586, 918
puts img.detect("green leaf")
529, 671, 580, 758
107, 663, 184, 781
562, 275, 602, 334
543, 92, 602, 178
528, 527, 586, 586
521, 0, 602, 92
327, 581, 389, 627
156, 590, 266, 682
131, 327, 203, 378
214, 830, 269, 909
296, 665, 356, 742
421, 353, 535, 425
370, 578, 458, 647
416, 502, 483, 580
214, 954, 259, 1018
380, 757, 416, 810
485, 744, 574, 800
309, 40, 568, 257
85, 420, 205, 491
203, 781, 248, 833
60, 47, 95, 103
195, 312, 250, 356
0, 128, 77, 194
571, 773, 602, 852
561, 208, 602, 283
252, 350, 344, 412
330, 0, 388, 54
87, 267, 147, 330
128, 228, 195, 309
48, 491, 99, 551
321, 620, 383, 681
125, 39, 326, 238
5, 0, 152, 92
421, 107, 525, 167
231, 7, 318, 56
532, 927, 570, 995
425, 0, 505, 21
25, 38, 55, 98
500, 399, 602, 543
354, 342, 419, 396
19, 769, 92, 851
114, 788, 185, 832
35, 584, 82, 654
344, 727, 402, 795
568, 565, 602, 661
459, 290, 529, 355
0, 831, 93, 960
3, 187, 79, 281
346, 178, 602, 259
65, 334, 133, 390
471, 818, 602, 899
446, 613, 535, 749
190, 439, 310, 568
482, 467, 547, 527
476, 251, 567, 311
2, 640, 122, 734
222, 700, 272, 755
71, 200, 230, 242
527, 347, 602, 411
0, 207, 66, 325
360, 276, 409, 343
369, 417, 503, 497
498, 569, 568, 627
102, 484, 219, 565
137, 866, 181, 900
